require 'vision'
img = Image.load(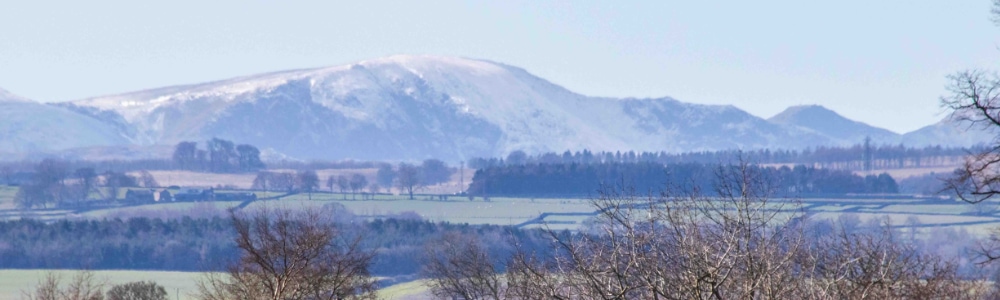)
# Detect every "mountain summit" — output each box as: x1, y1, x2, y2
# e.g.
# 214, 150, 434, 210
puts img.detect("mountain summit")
66, 55, 834, 160
0, 55, 987, 160
768, 105, 900, 144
